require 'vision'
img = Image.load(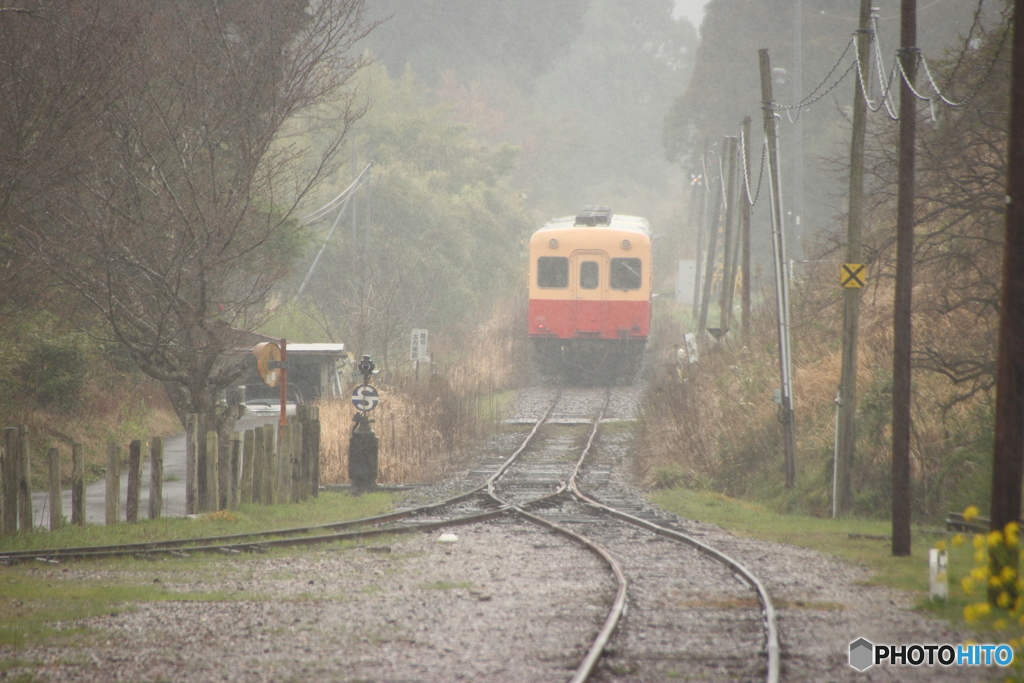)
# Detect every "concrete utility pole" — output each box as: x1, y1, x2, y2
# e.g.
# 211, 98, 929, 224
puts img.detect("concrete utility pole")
792, 0, 804, 258
698, 145, 725, 335
741, 117, 753, 339
693, 140, 710, 314
834, 0, 874, 518
719, 136, 739, 331
891, 0, 917, 558
759, 48, 797, 488
989, 0, 1024, 597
